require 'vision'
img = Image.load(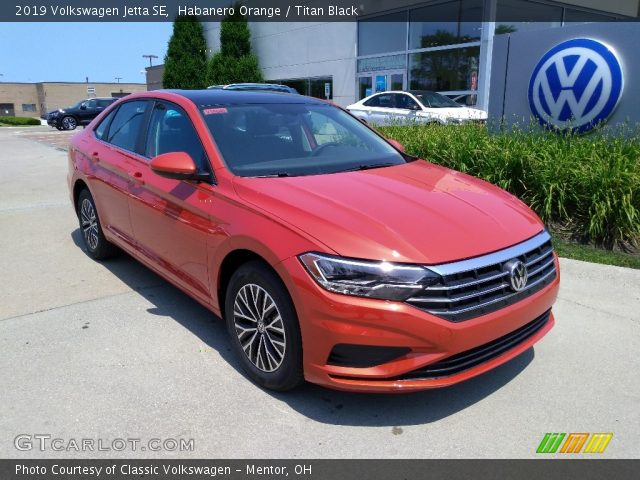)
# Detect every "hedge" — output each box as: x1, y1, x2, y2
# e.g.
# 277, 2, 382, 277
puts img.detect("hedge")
0, 116, 41, 126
